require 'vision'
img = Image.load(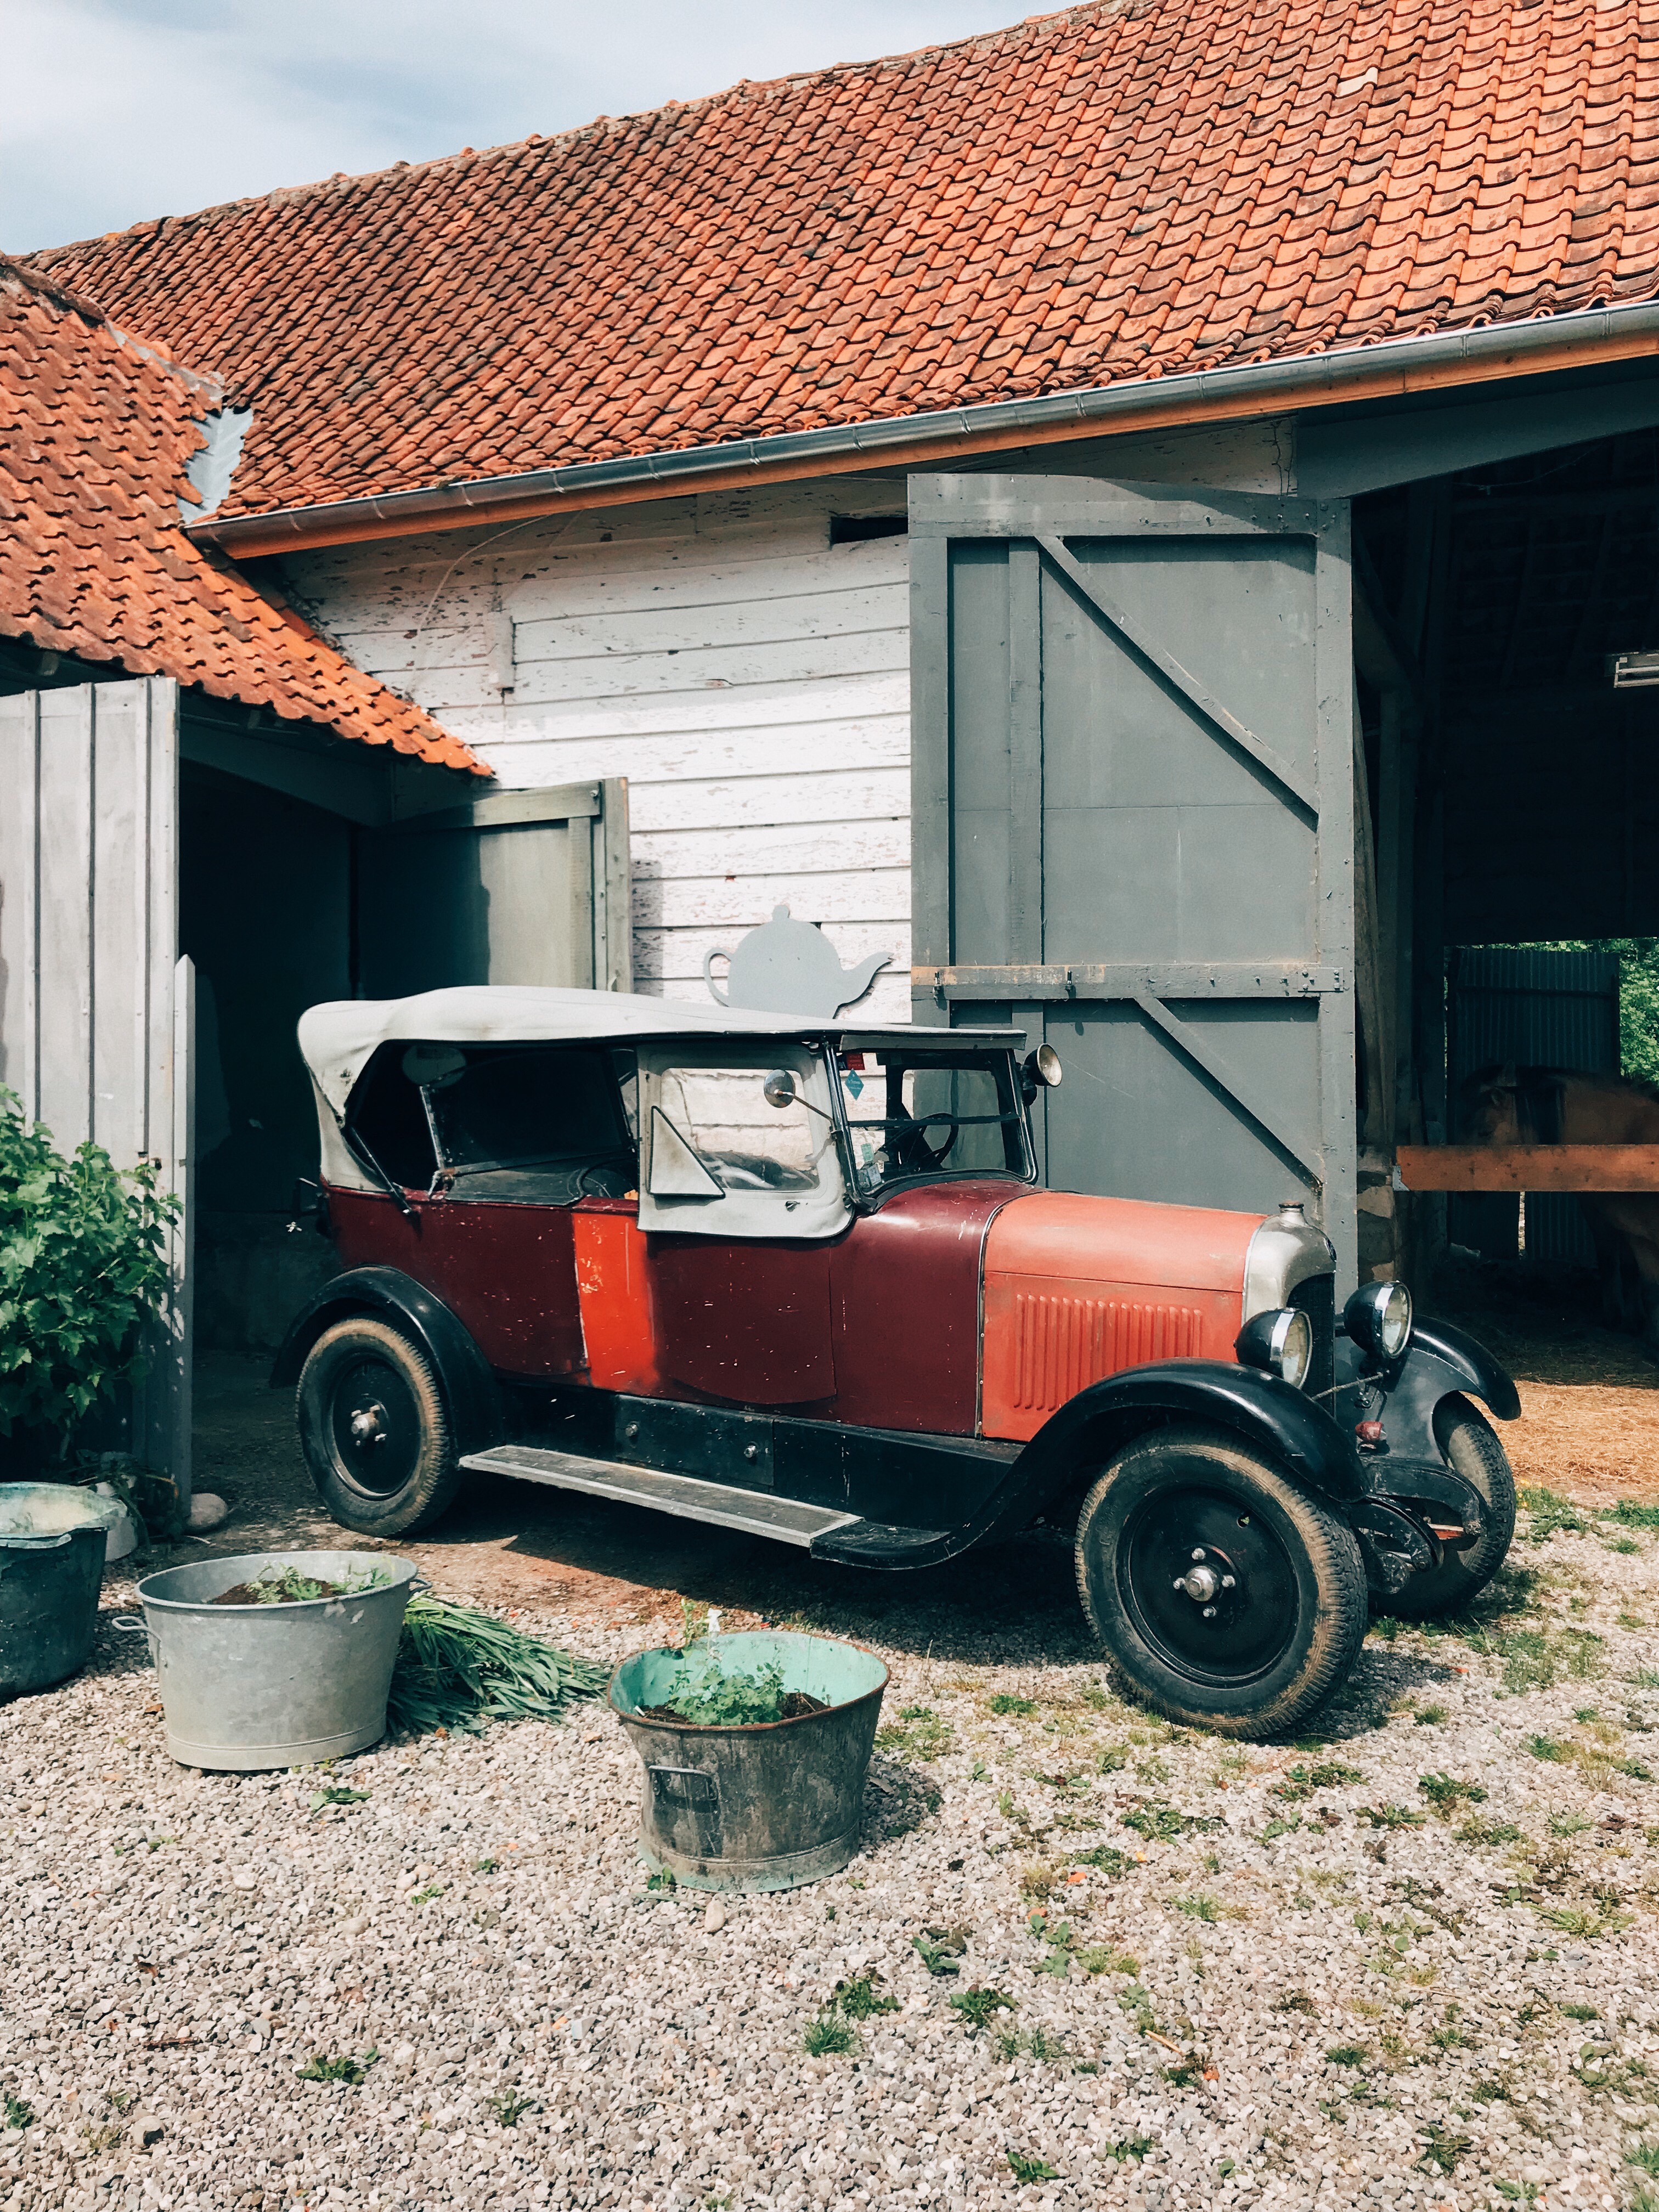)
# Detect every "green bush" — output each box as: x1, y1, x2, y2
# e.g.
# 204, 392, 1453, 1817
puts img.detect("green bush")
0, 1090, 178, 1443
